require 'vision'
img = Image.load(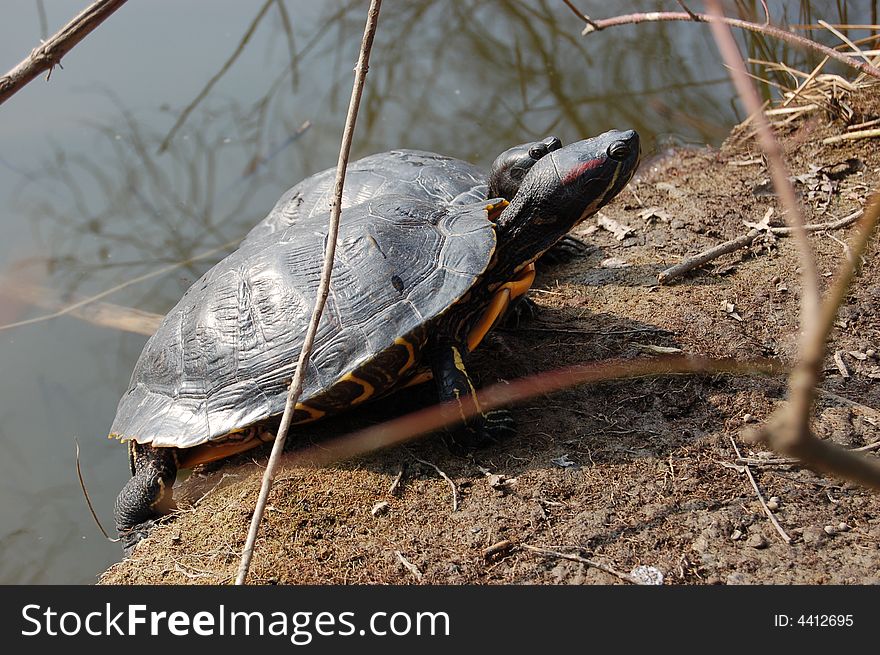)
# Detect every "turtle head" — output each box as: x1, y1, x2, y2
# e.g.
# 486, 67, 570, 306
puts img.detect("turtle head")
494, 129, 639, 271
488, 135, 562, 199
